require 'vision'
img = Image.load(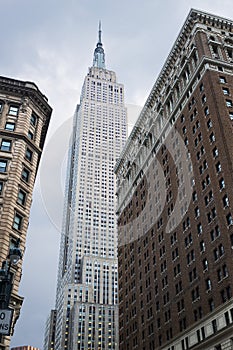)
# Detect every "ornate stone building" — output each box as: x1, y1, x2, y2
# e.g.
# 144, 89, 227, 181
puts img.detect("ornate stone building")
0, 76, 52, 349
115, 9, 233, 350
51, 24, 127, 350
